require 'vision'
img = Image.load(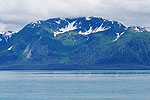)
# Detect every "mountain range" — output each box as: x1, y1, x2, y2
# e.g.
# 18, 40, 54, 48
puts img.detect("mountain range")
0, 16, 150, 70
